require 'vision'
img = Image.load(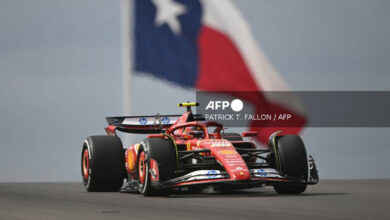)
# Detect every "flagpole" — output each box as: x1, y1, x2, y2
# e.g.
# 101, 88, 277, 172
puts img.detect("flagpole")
121, 0, 132, 145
